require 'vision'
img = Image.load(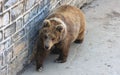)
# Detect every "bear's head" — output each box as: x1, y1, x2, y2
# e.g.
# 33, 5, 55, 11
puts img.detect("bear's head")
39, 19, 66, 50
